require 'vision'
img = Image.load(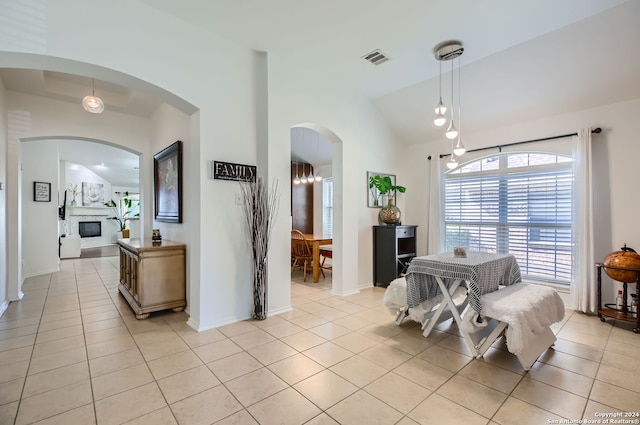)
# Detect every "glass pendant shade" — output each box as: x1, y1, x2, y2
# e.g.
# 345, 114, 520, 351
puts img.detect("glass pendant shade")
293, 162, 301, 185
434, 98, 447, 115
453, 137, 466, 156
434, 98, 447, 126
300, 164, 308, 184
445, 120, 458, 139
315, 174, 322, 182
82, 79, 104, 113
446, 155, 458, 170
82, 95, 104, 114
